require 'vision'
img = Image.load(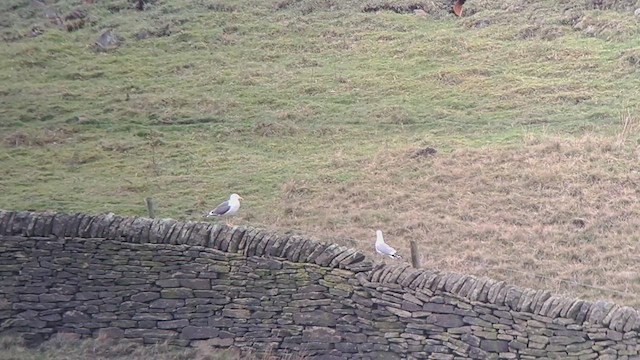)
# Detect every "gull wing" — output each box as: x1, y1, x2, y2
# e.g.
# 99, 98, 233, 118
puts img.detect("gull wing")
209, 200, 230, 216
375, 241, 397, 256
